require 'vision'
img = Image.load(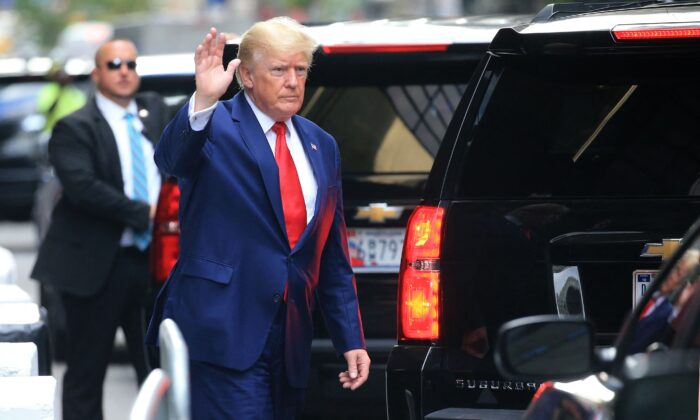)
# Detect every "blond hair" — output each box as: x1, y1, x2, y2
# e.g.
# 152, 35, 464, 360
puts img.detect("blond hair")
235, 17, 317, 88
